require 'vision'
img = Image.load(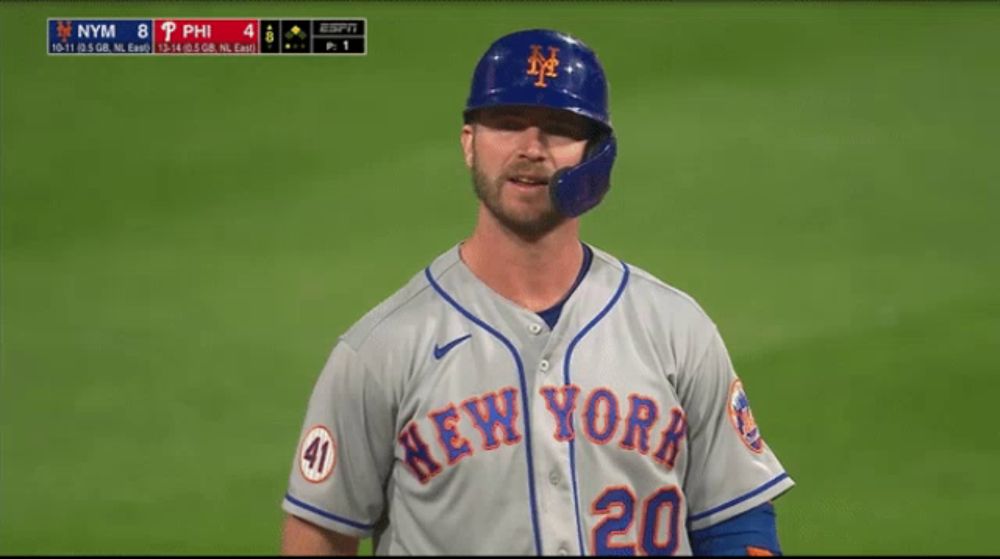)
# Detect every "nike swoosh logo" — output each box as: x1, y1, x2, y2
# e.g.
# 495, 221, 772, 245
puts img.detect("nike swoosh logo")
433, 334, 471, 360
